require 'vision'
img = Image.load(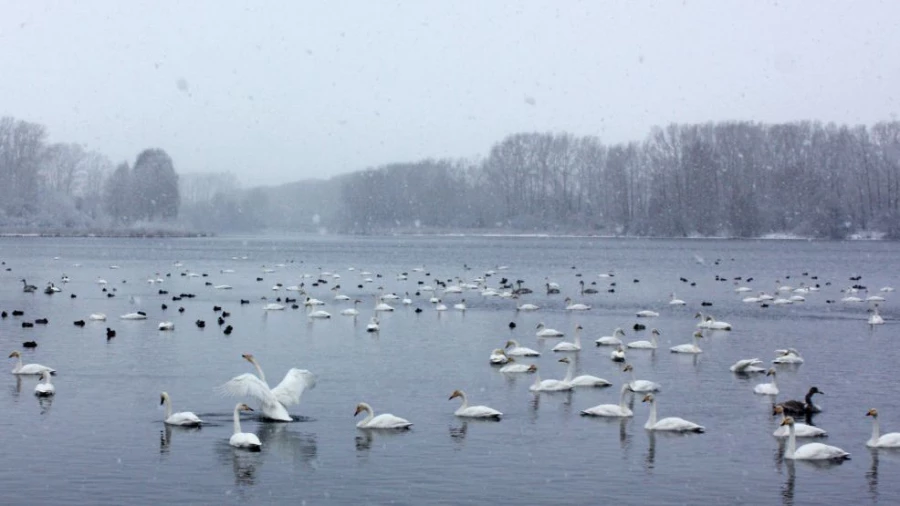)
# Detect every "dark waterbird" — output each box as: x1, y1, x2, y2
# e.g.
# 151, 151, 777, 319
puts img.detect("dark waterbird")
106, 328, 116, 340
73, 320, 85, 327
